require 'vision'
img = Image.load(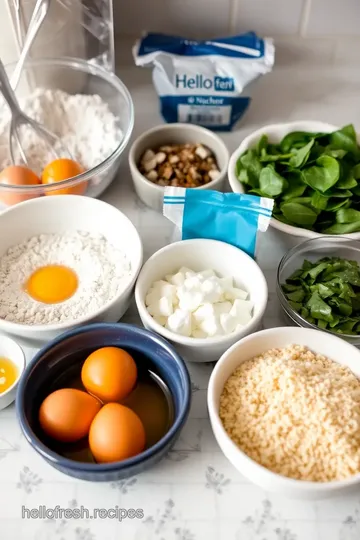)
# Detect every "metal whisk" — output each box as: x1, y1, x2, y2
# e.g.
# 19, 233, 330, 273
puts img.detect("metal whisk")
0, 57, 70, 167
11, 0, 51, 91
